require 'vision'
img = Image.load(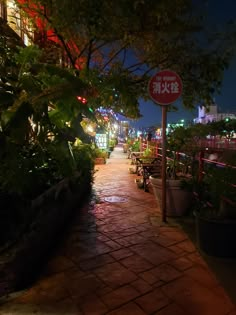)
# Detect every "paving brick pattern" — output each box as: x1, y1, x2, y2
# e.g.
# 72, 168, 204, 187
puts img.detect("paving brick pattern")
0, 144, 235, 314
